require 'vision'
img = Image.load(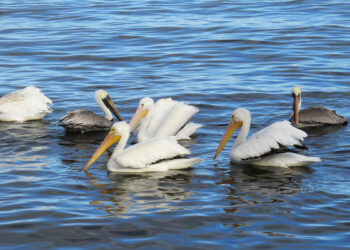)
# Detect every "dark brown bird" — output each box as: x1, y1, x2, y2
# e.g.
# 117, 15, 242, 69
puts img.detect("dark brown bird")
59, 89, 123, 133
290, 86, 347, 129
